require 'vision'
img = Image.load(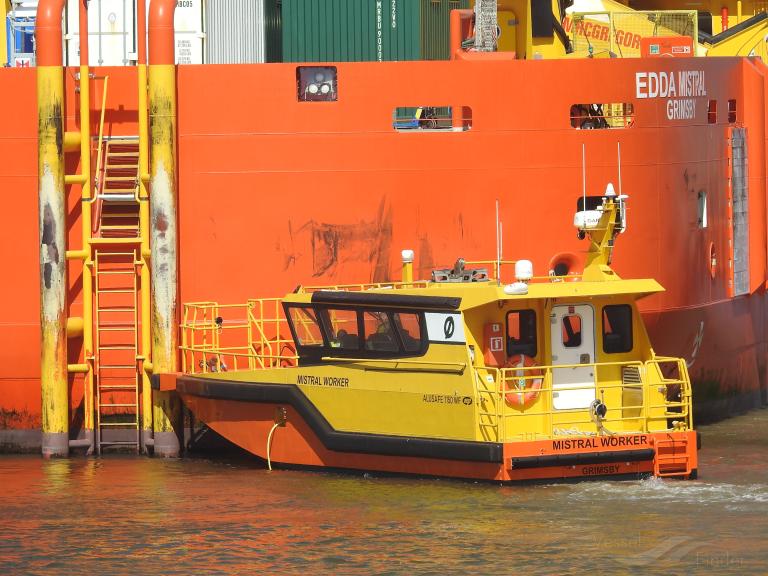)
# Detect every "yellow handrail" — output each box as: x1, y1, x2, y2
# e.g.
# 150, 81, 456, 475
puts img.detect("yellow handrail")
93, 75, 109, 200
